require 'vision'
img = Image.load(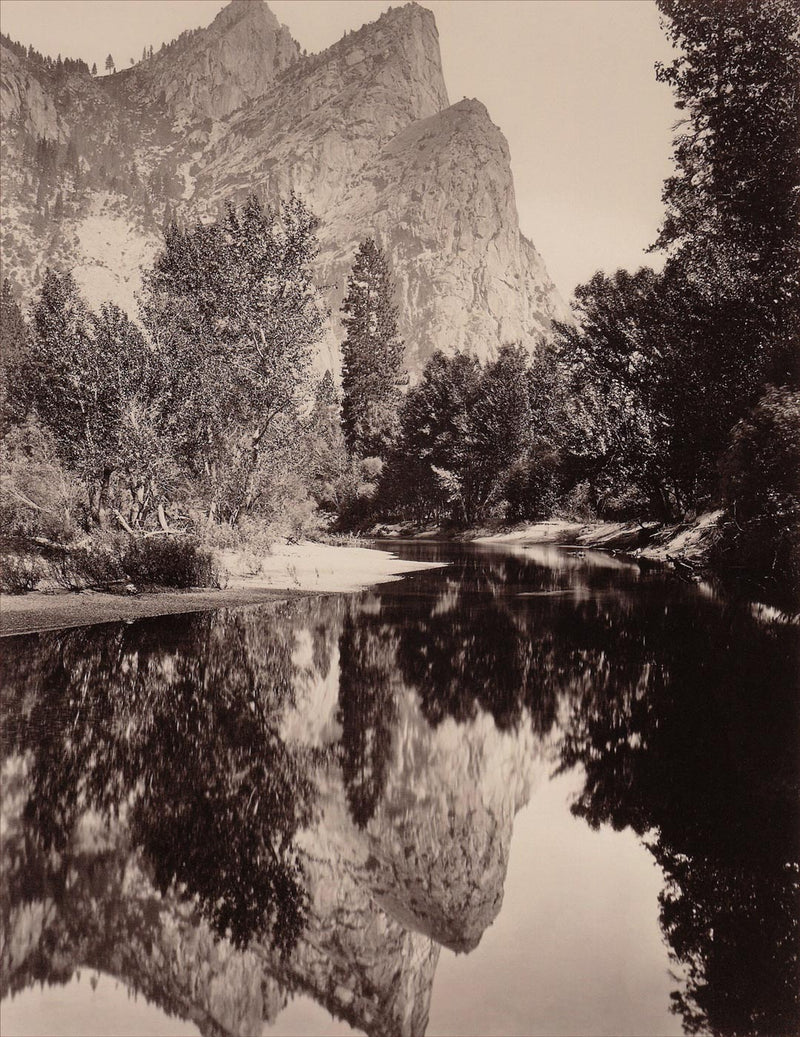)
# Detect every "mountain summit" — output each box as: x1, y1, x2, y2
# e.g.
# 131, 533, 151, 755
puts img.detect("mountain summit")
0, 1, 570, 373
